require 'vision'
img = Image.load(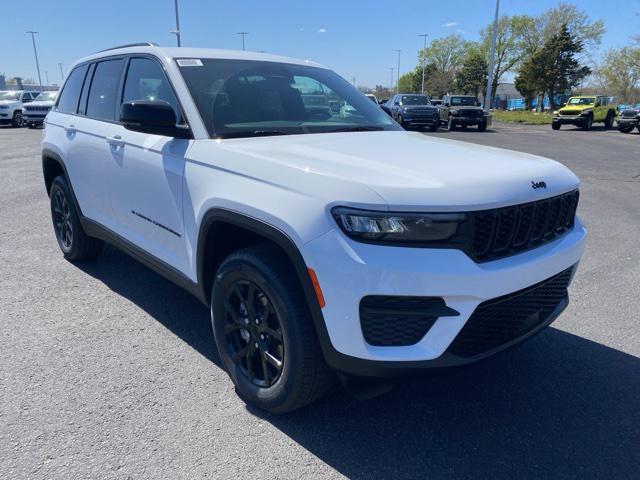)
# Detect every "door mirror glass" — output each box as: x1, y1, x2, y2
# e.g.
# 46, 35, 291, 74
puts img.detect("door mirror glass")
394, 101, 400, 105
120, 100, 189, 138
